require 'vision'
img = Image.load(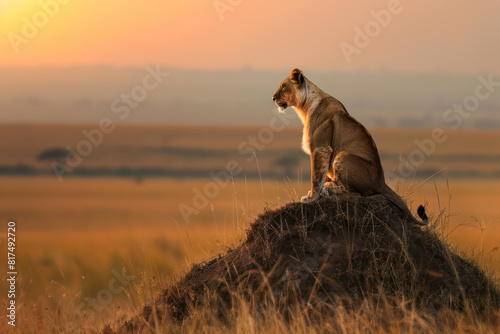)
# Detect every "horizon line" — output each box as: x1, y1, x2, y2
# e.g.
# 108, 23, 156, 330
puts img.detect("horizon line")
0, 65, 496, 77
